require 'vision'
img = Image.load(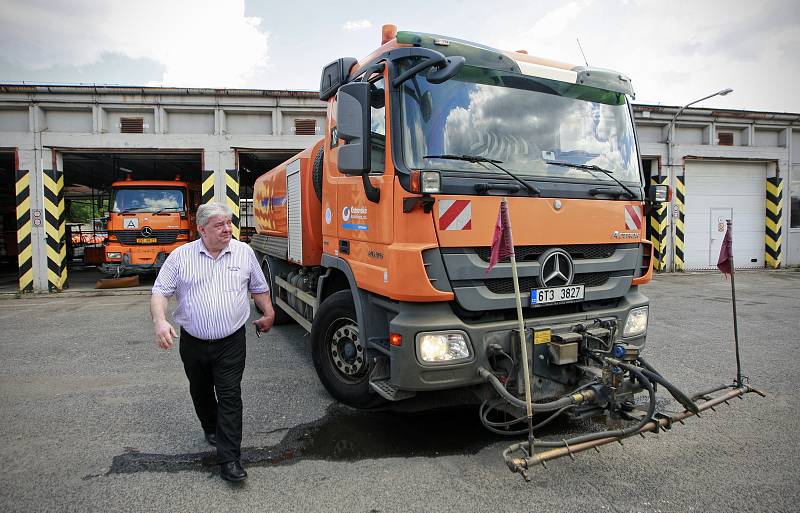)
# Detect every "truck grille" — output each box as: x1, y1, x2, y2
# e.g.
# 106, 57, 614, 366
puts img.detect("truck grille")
484, 272, 611, 294
474, 244, 617, 262
430, 243, 640, 313
109, 230, 187, 244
